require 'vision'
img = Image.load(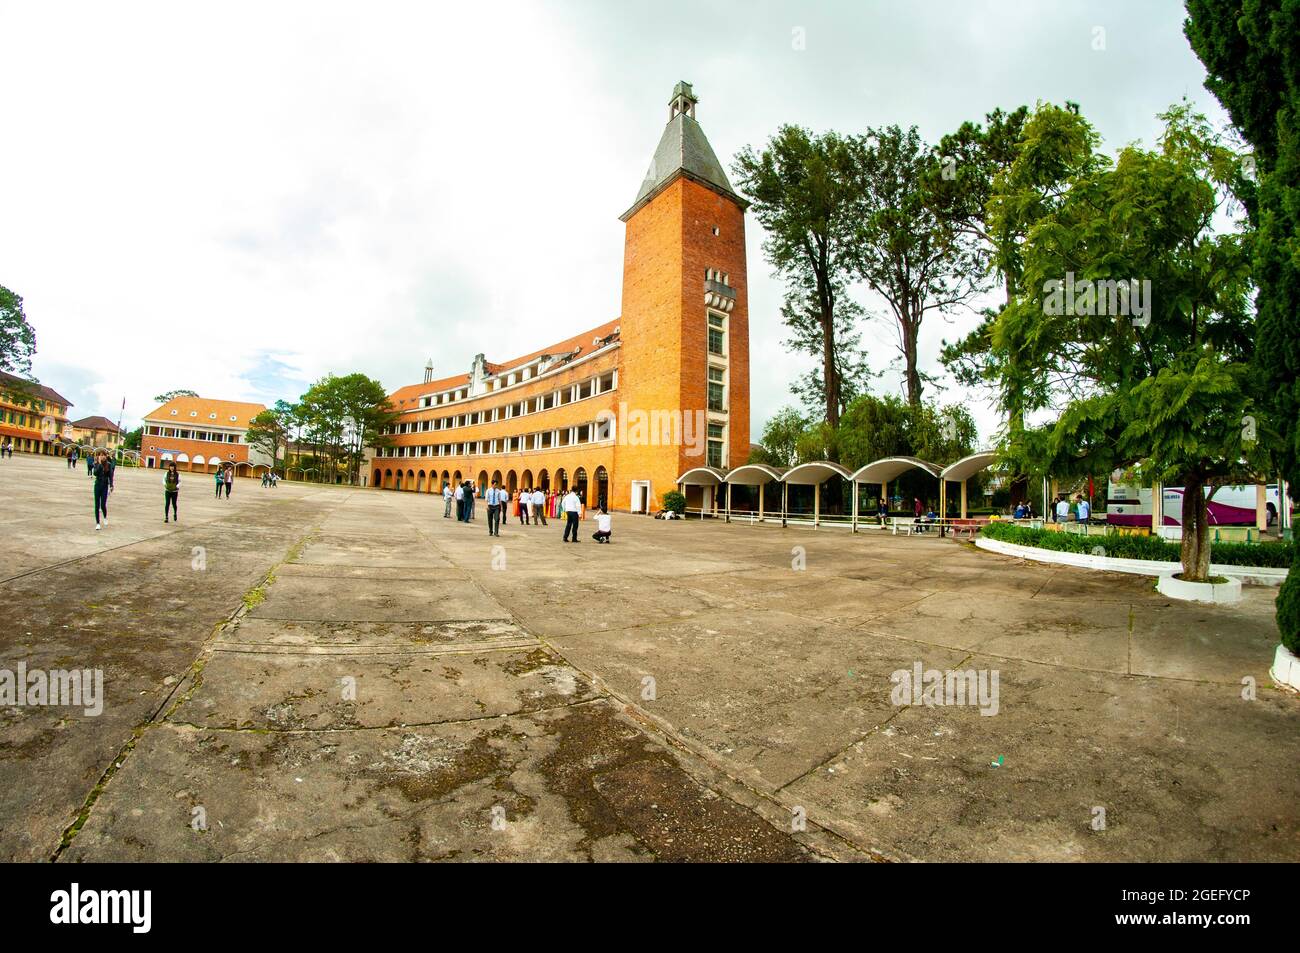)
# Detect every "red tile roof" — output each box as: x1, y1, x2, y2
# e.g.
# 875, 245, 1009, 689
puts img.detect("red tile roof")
71, 415, 122, 433
386, 319, 620, 410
